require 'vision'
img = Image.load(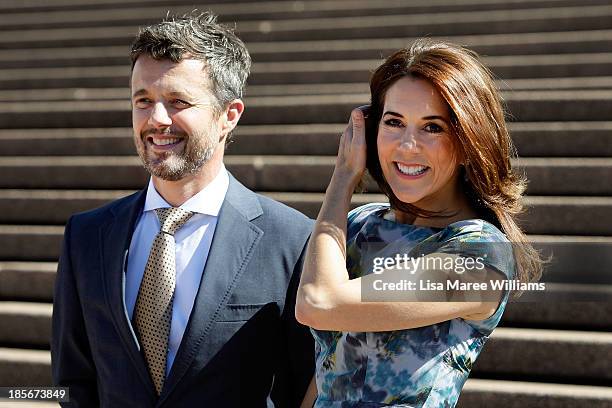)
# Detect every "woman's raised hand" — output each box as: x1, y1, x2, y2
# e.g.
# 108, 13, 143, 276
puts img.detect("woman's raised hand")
333, 106, 369, 189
